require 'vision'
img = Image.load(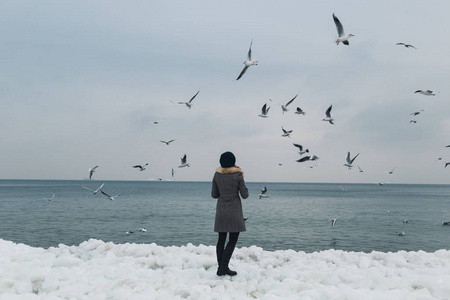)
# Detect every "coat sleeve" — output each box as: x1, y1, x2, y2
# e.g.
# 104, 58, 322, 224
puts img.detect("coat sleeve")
211, 174, 219, 199
238, 173, 249, 199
